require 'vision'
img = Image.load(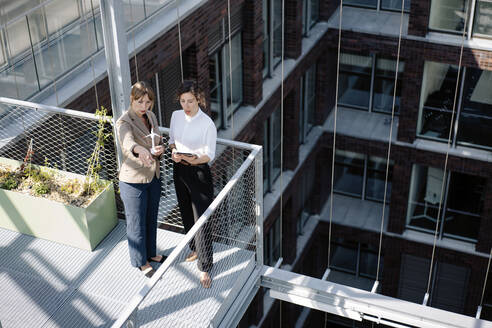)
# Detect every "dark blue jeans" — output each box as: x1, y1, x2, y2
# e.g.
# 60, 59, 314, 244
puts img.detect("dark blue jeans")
119, 176, 161, 267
